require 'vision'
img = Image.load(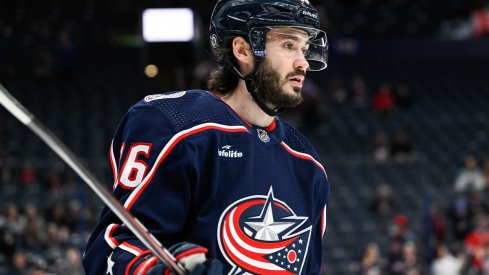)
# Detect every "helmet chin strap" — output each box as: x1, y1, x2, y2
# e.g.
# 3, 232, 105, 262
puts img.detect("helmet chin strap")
229, 61, 282, 117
